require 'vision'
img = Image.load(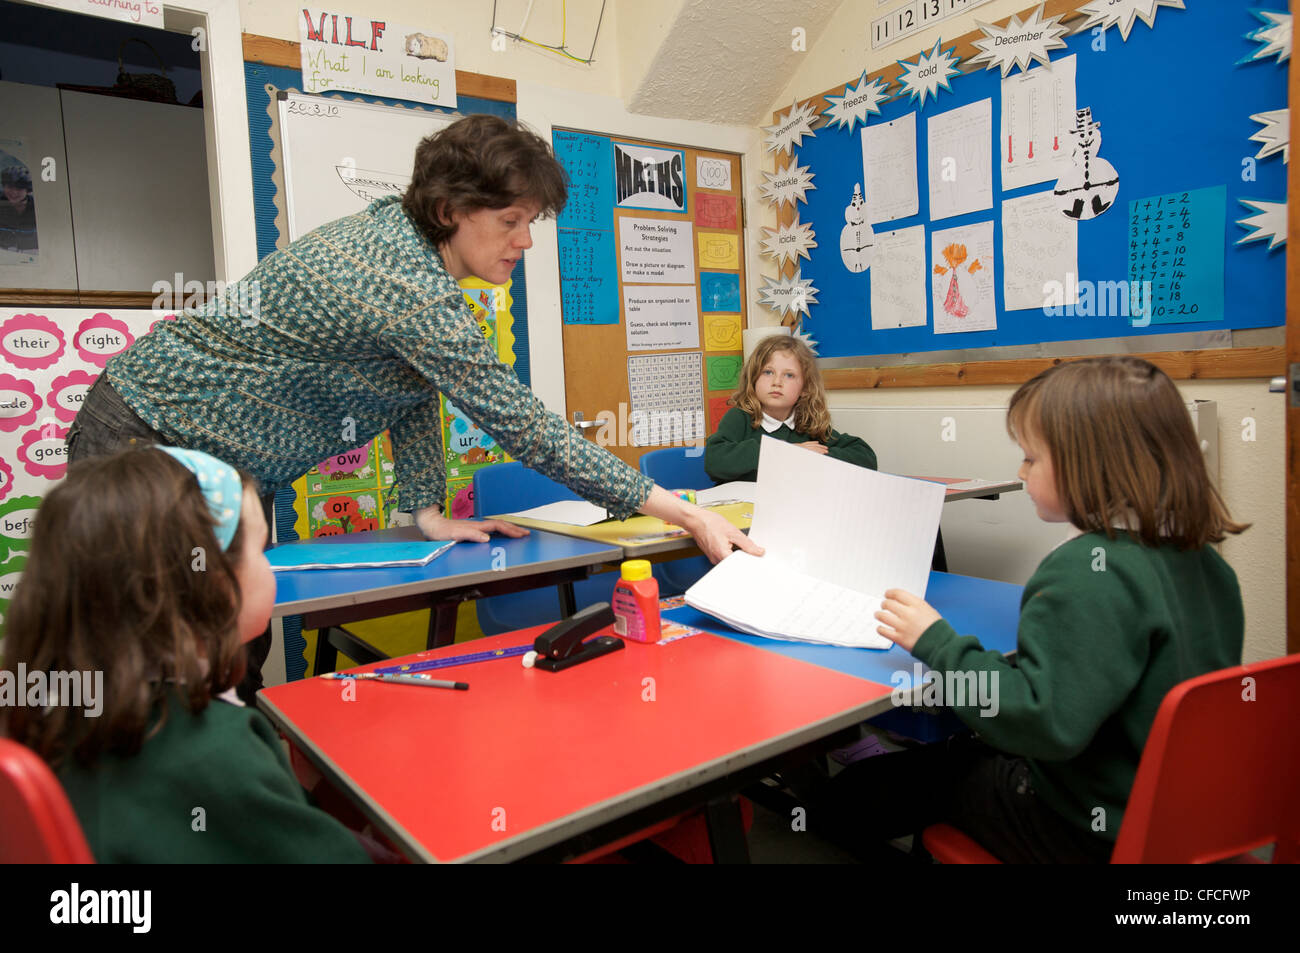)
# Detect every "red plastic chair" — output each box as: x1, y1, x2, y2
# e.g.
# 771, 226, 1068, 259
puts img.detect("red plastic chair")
923, 653, 1300, 864
0, 737, 94, 863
